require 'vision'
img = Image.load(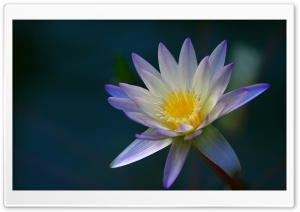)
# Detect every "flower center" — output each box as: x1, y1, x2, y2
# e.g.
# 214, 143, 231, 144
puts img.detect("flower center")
159, 89, 202, 130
